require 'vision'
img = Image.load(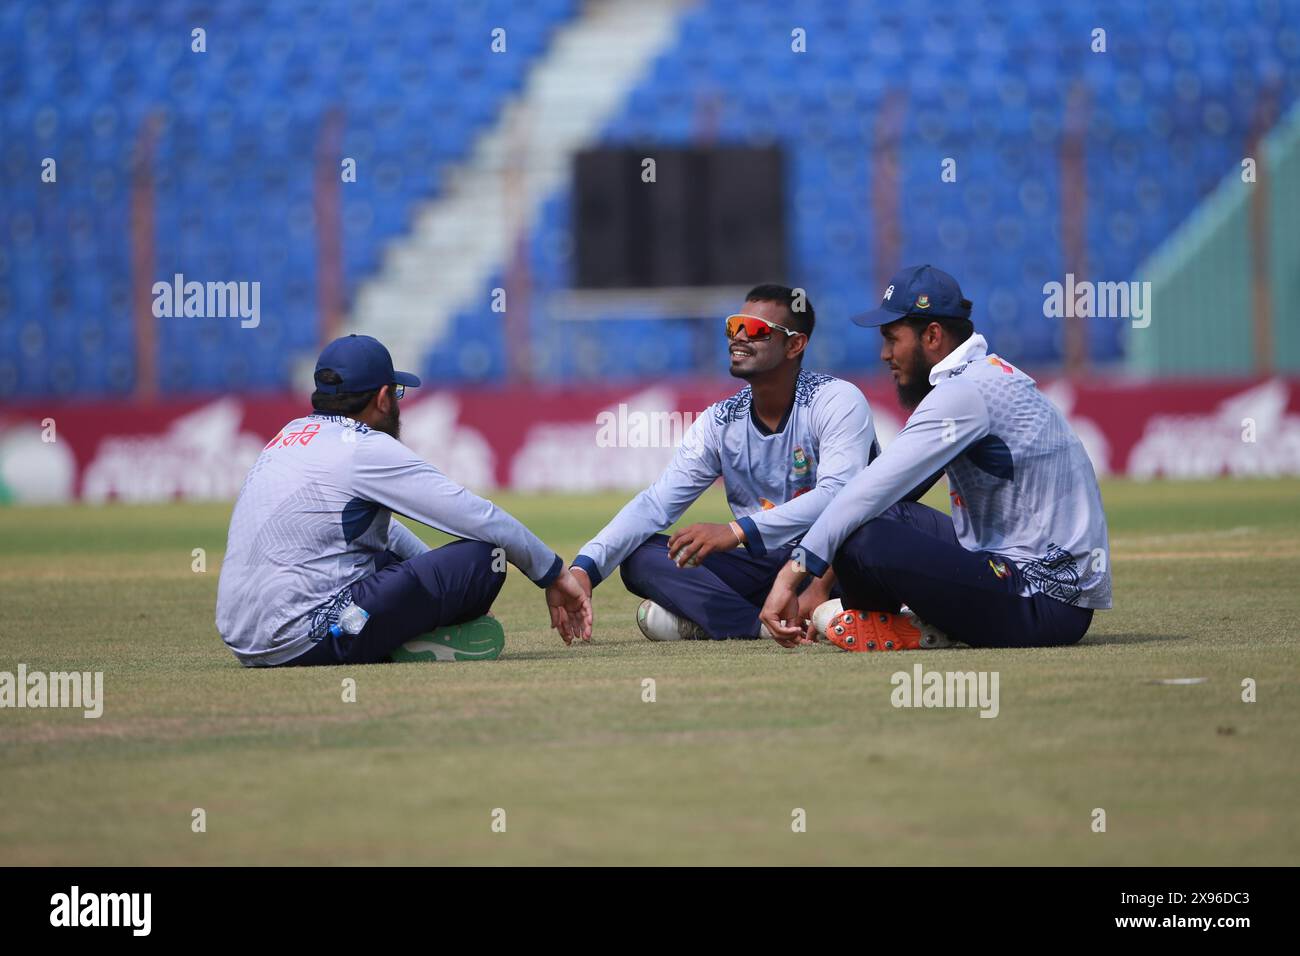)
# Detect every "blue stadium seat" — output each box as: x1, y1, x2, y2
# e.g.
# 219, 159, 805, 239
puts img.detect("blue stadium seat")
1, 0, 1297, 397
0, 0, 577, 396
